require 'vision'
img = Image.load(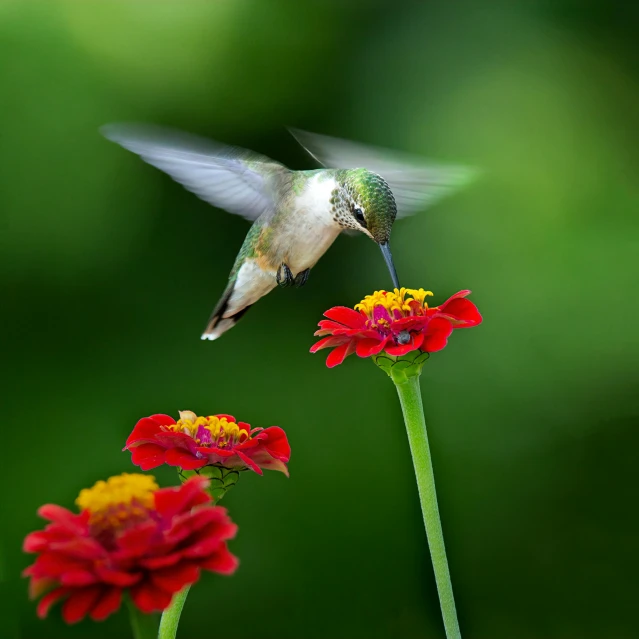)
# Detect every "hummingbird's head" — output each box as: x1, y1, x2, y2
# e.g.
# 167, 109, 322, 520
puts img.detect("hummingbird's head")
333, 169, 400, 288
335, 169, 397, 242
